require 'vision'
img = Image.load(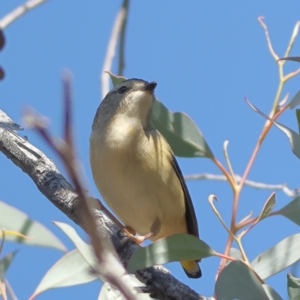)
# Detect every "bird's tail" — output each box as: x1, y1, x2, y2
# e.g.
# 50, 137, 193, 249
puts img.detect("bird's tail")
180, 260, 202, 279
